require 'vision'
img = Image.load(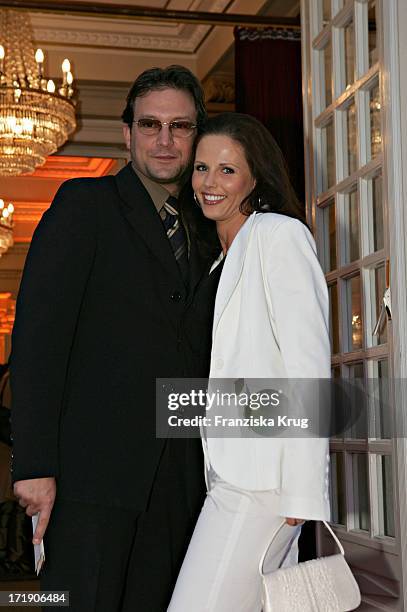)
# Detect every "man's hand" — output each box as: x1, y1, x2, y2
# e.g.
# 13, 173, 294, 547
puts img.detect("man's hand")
13, 477, 56, 544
